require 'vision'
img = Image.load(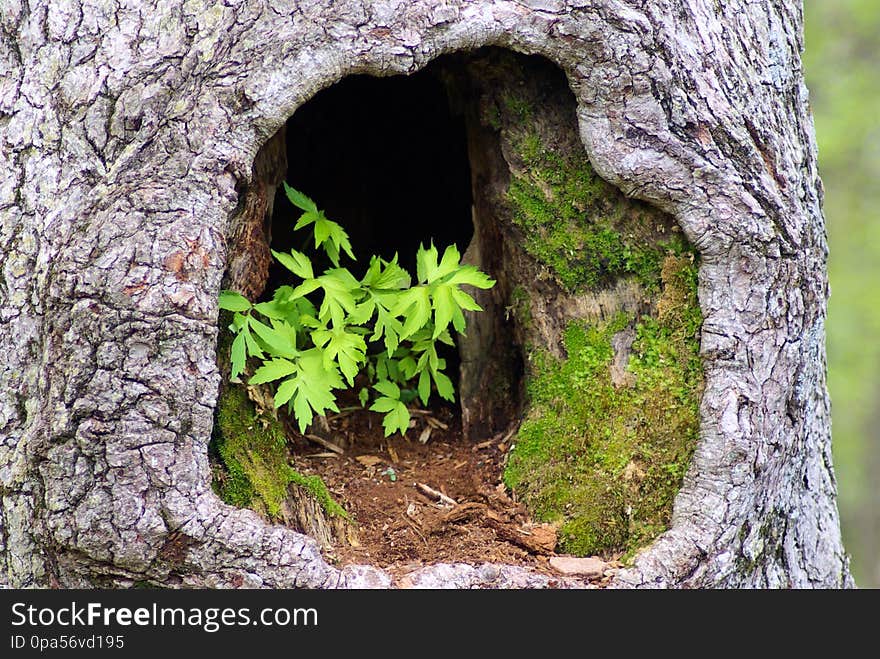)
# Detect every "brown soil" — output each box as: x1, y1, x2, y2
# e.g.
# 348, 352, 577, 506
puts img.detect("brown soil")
288, 401, 562, 579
